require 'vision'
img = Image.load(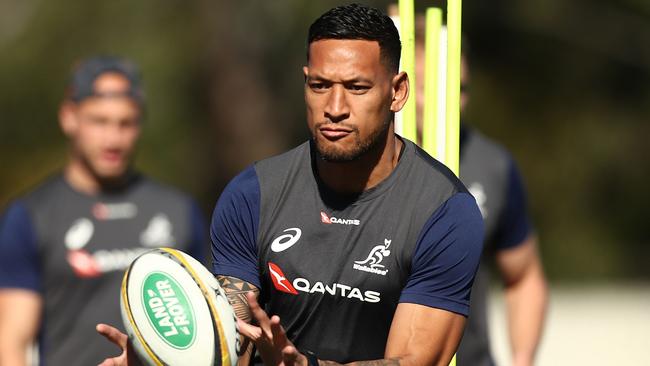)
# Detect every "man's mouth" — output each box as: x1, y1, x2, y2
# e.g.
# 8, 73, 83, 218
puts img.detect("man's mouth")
101, 150, 123, 163
319, 125, 354, 140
